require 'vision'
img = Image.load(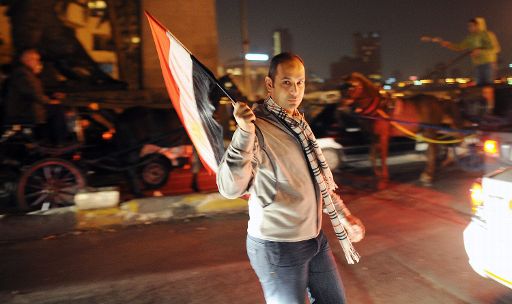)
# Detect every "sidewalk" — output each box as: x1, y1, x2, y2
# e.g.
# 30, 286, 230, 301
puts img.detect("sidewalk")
0, 192, 248, 243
